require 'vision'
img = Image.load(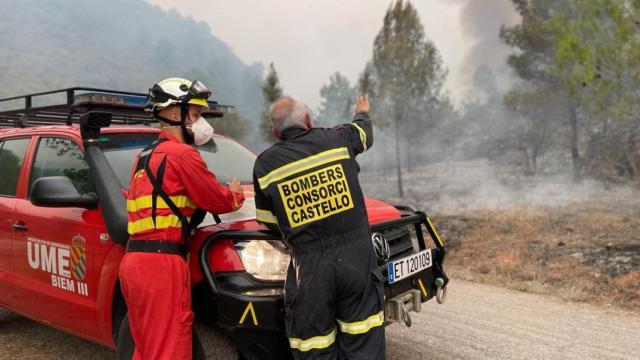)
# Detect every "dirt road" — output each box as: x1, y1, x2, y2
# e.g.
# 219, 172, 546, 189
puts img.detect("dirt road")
1, 279, 638, 359
386, 279, 640, 360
